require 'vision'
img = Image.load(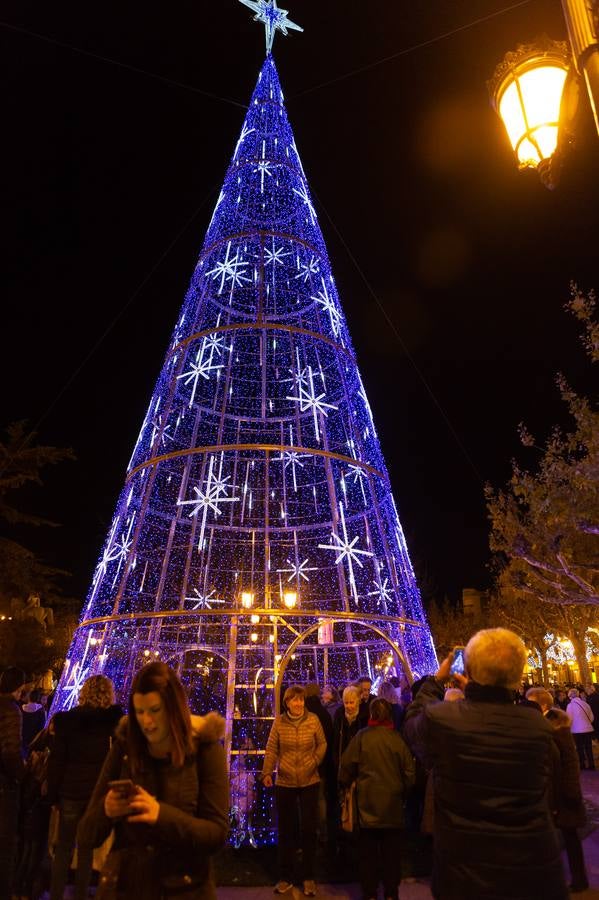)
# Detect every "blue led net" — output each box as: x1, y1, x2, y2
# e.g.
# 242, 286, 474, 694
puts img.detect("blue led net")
54, 56, 437, 845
